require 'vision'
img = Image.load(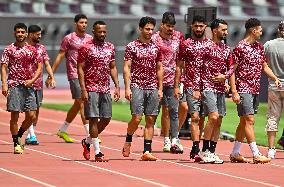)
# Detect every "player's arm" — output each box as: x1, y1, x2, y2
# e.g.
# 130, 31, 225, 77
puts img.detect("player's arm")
263, 62, 281, 88
51, 50, 65, 74
110, 60, 120, 102
123, 60, 132, 101
25, 61, 43, 87
174, 60, 184, 99
77, 62, 88, 102
157, 60, 163, 100
1, 63, 8, 97
44, 60, 56, 88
